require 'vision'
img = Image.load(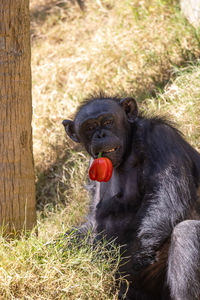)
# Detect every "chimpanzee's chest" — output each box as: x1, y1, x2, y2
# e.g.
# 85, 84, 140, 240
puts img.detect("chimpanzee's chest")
100, 165, 140, 203
95, 160, 141, 243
